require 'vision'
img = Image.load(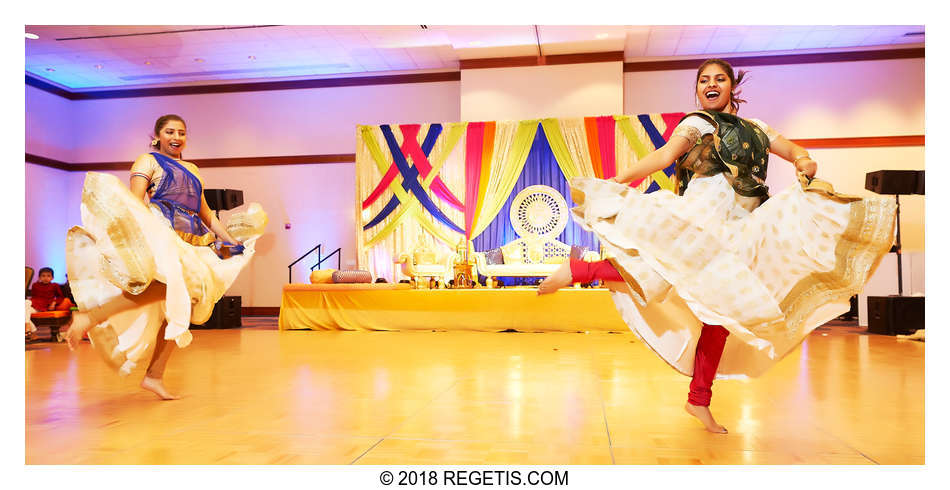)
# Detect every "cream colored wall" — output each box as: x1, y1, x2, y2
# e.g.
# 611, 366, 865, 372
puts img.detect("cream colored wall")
25, 163, 74, 278
460, 61, 624, 121
26, 85, 75, 162
206, 163, 356, 306
624, 59, 925, 137
68, 81, 461, 162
